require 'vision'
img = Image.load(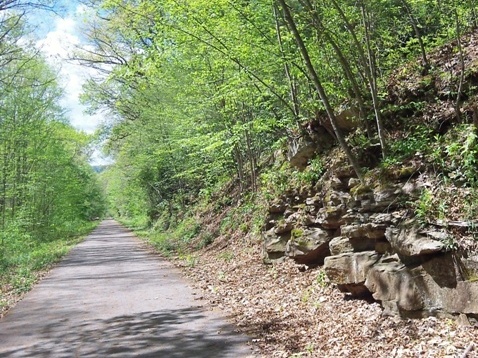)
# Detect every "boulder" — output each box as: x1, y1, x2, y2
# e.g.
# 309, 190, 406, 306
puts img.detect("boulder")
464, 255, 478, 276
264, 219, 276, 231
285, 210, 318, 227
283, 208, 295, 218
402, 181, 426, 196
330, 234, 383, 255
301, 215, 318, 226
391, 210, 408, 224
263, 229, 290, 263
422, 230, 449, 241
285, 211, 301, 226
405, 253, 476, 316
341, 223, 387, 240
363, 252, 478, 317
317, 205, 346, 229
375, 240, 393, 254
324, 251, 380, 296
268, 200, 287, 214
287, 136, 317, 170
317, 192, 349, 229
369, 213, 394, 225
330, 176, 346, 190
365, 259, 424, 315
335, 166, 355, 179
351, 189, 374, 202
352, 191, 376, 212
373, 186, 402, 209
335, 106, 360, 131
442, 281, 478, 315
274, 221, 293, 234
288, 128, 335, 170
325, 190, 350, 207
305, 194, 323, 208
342, 212, 365, 225
286, 228, 332, 265
329, 236, 354, 256
262, 166, 478, 319
348, 178, 361, 189
386, 227, 445, 257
